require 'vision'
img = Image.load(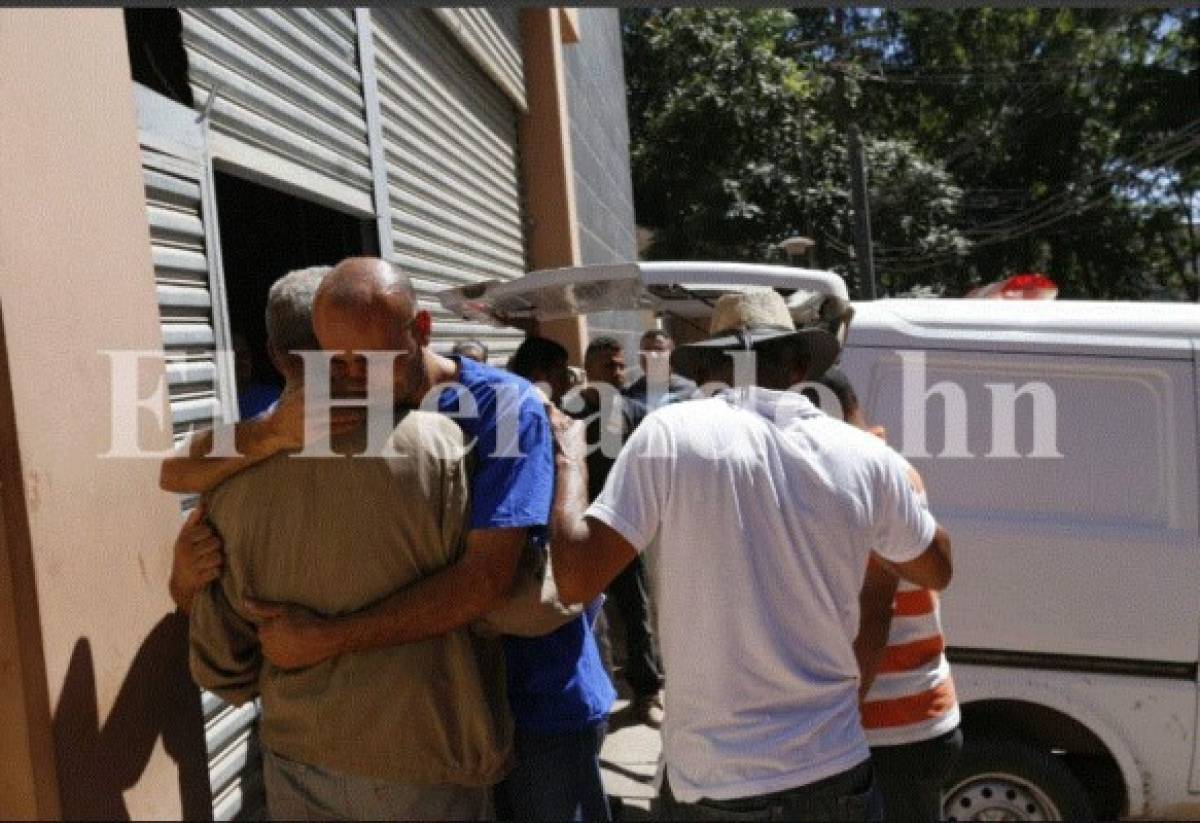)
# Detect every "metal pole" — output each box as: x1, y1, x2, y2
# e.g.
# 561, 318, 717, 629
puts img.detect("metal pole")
847, 123, 877, 300
356, 8, 394, 261
833, 53, 877, 300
